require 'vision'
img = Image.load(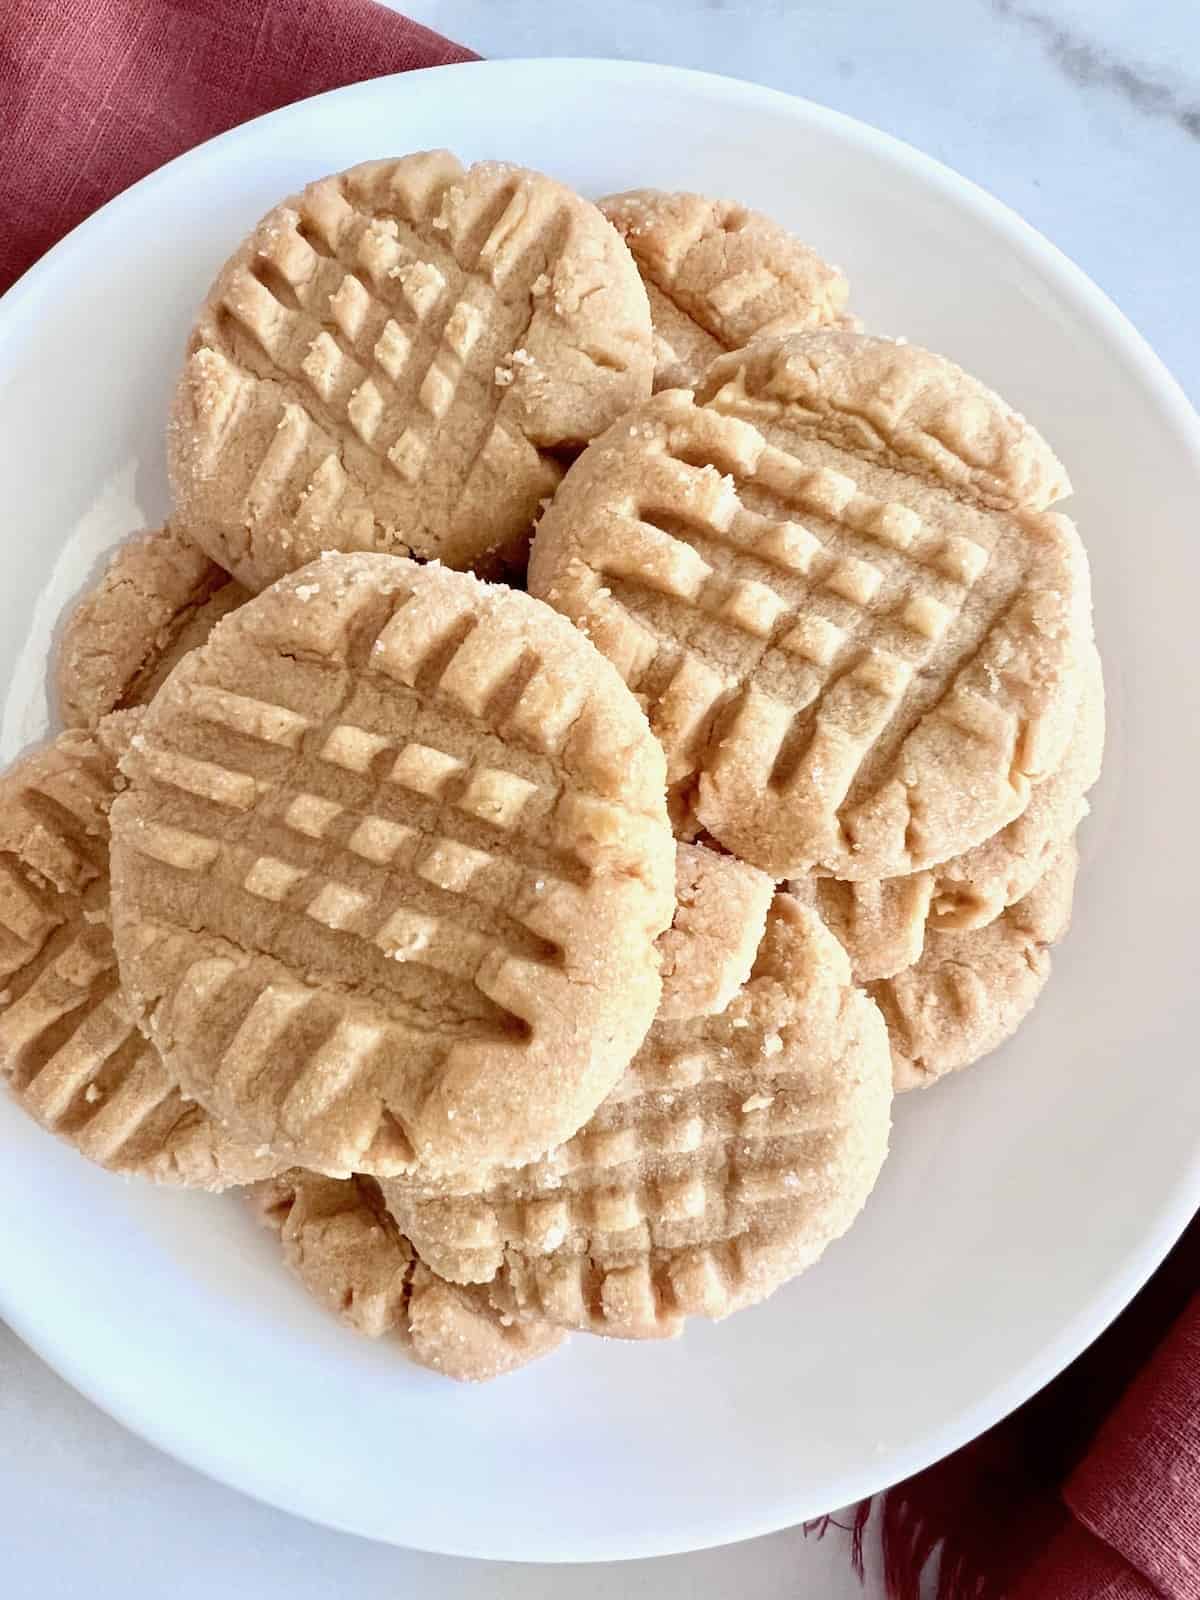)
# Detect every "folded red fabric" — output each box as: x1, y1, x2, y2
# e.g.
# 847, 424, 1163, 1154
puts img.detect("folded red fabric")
838, 1214, 1200, 1599
0, 0, 476, 295
1015, 1522, 1161, 1600
1047, 1302, 1200, 1599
